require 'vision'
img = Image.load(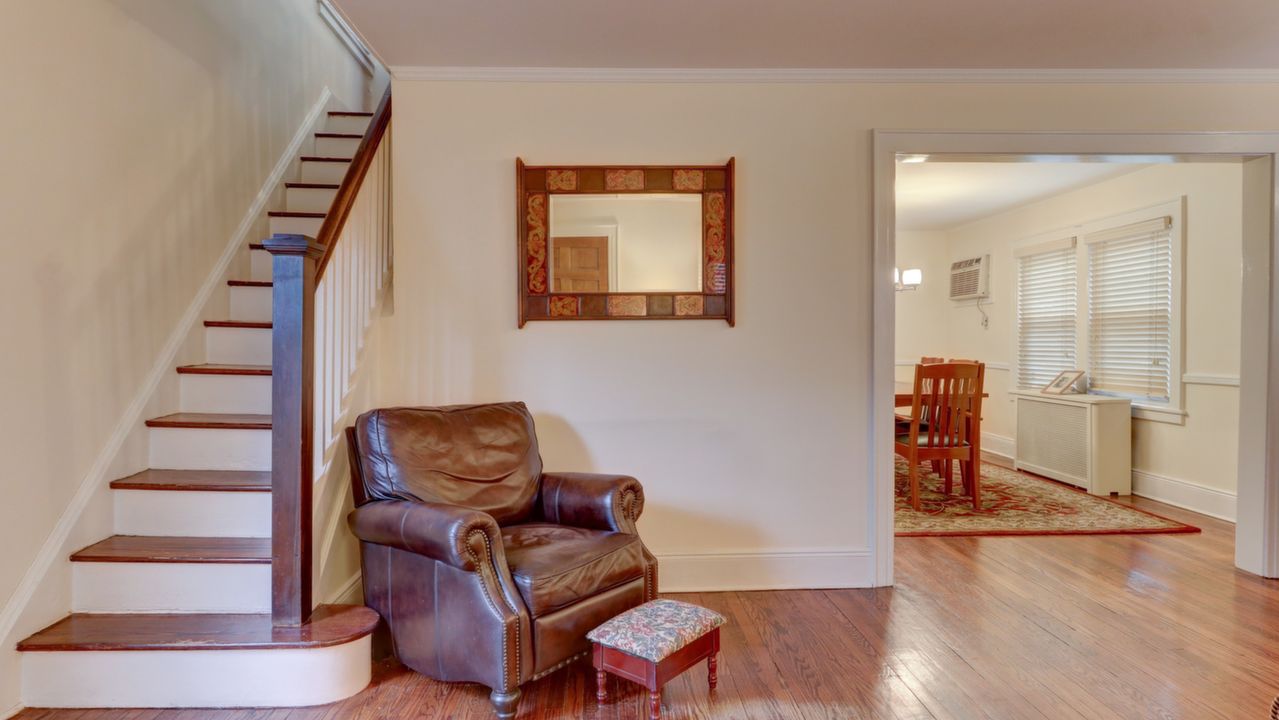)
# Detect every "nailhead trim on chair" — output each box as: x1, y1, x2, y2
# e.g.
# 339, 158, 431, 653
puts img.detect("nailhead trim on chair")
530, 650, 588, 681
465, 529, 522, 690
